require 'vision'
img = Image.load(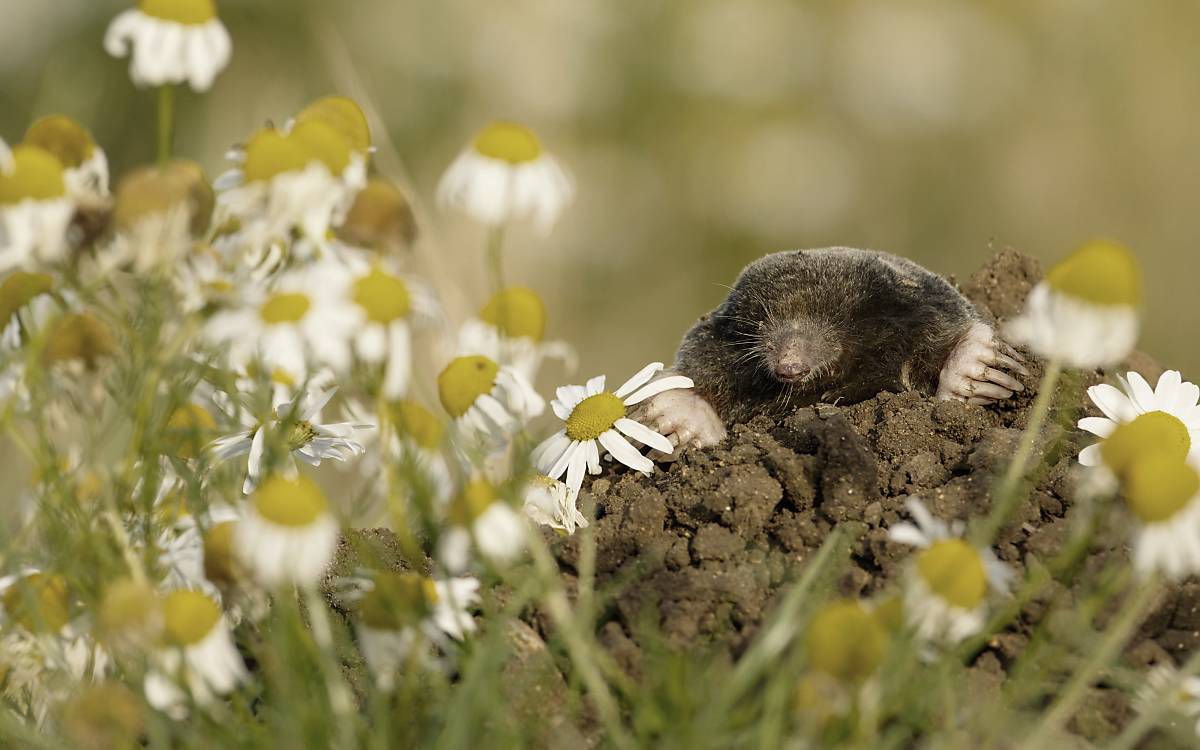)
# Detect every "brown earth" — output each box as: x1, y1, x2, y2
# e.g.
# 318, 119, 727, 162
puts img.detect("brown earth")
538, 249, 1197, 743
